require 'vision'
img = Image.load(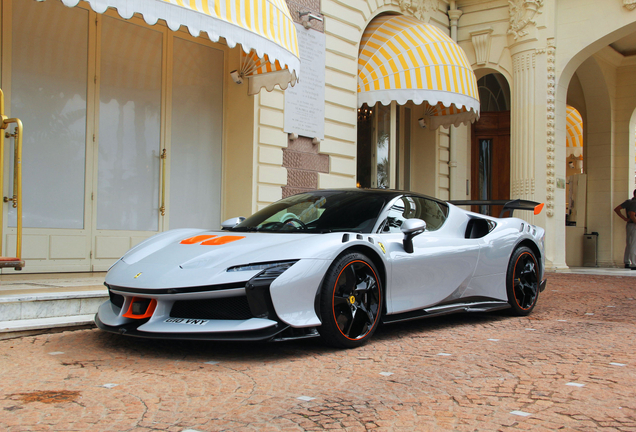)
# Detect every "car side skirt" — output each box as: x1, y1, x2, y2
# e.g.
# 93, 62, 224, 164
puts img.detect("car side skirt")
382, 297, 511, 324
